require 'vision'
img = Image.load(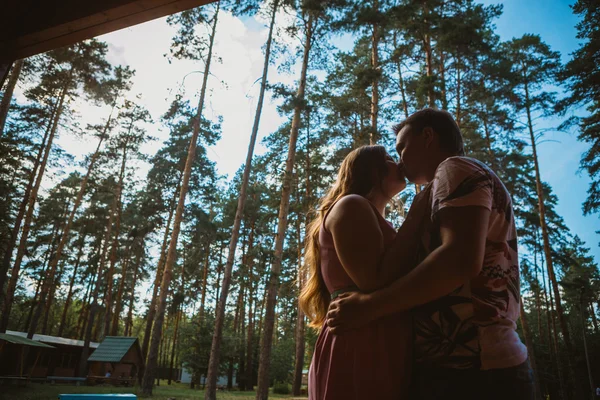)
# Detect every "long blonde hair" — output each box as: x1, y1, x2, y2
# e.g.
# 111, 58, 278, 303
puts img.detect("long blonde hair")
299, 145, 390, 328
